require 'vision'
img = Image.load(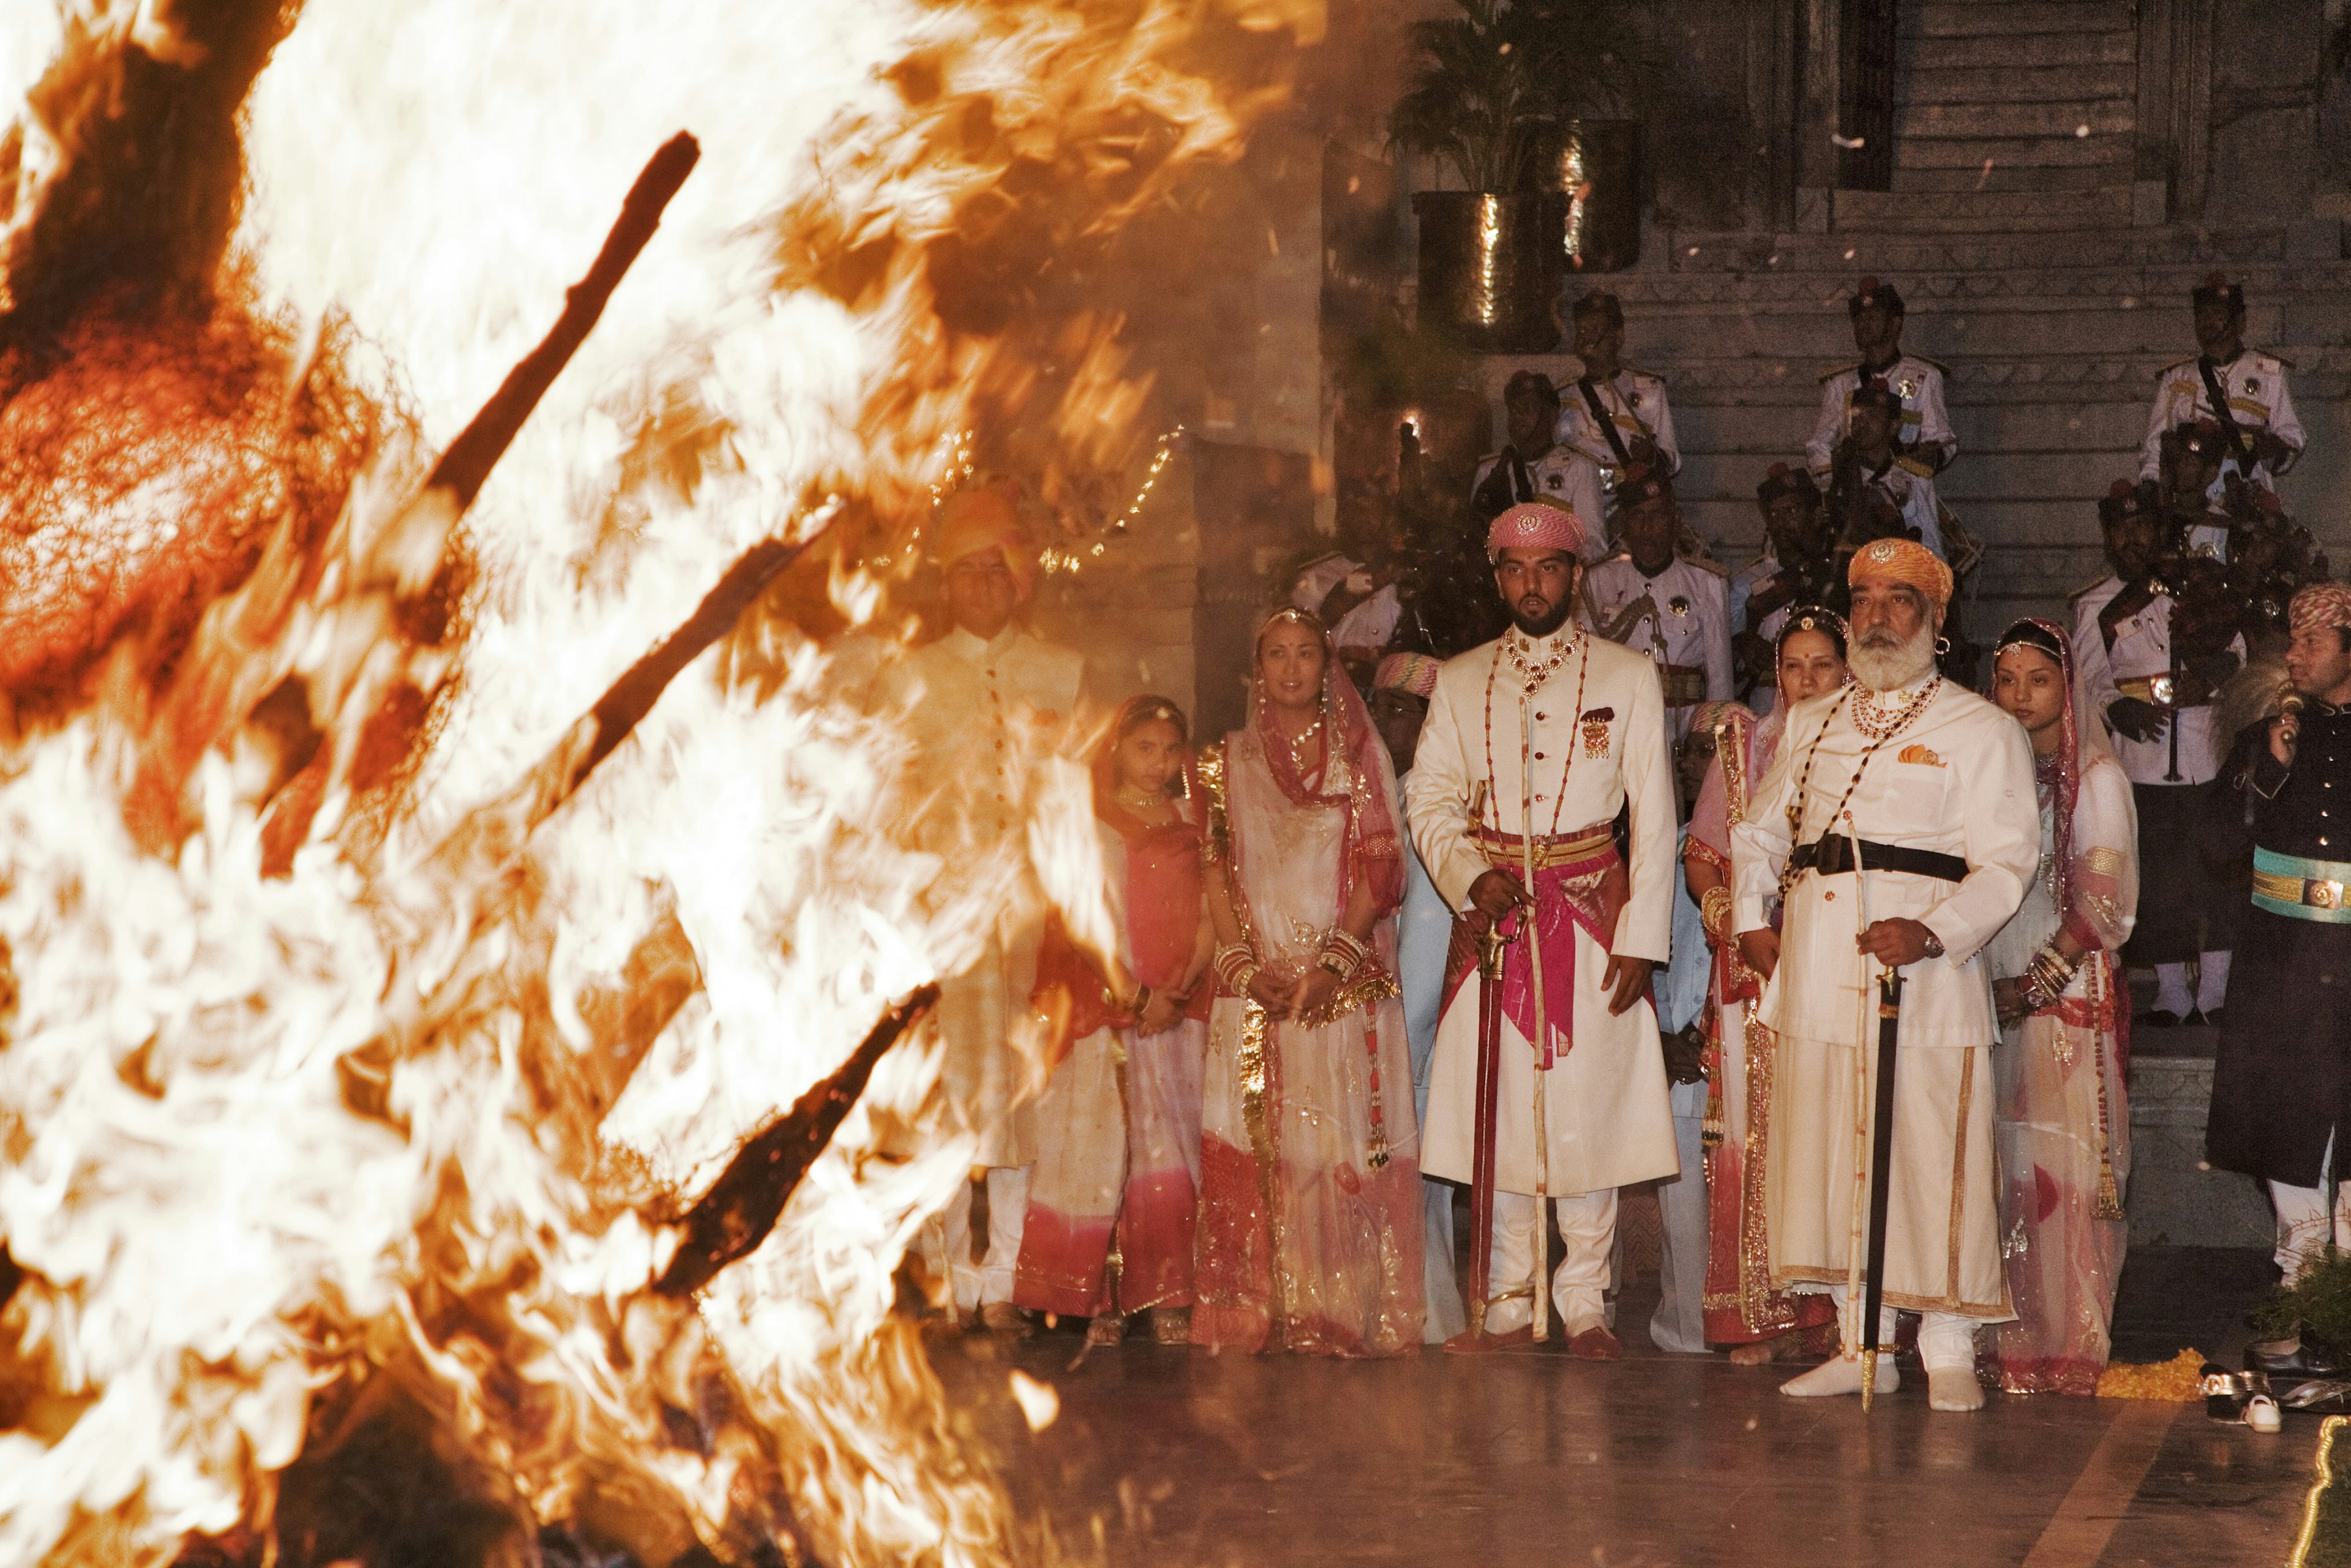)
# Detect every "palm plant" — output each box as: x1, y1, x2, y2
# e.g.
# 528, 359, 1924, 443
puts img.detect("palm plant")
1389, 0, 1651, 193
